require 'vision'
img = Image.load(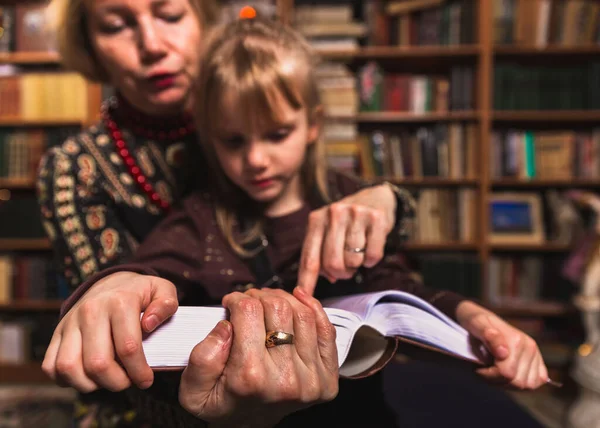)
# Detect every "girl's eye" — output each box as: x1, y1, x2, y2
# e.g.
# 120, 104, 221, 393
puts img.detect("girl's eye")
162, 14, 184, 23
267, 128, 291, 142
221, 135, 246, 149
